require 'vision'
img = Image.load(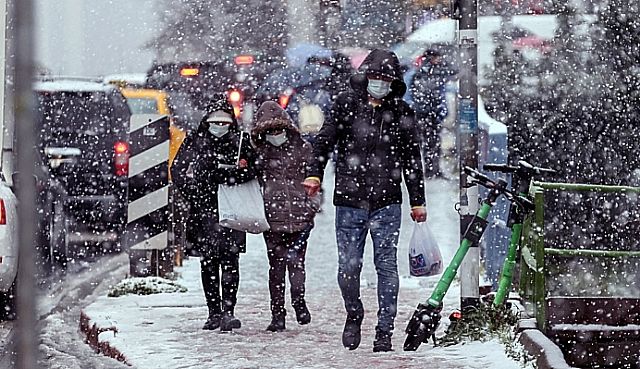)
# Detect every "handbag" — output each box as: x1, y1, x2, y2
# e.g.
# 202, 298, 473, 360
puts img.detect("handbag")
218, 133, 270, 234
